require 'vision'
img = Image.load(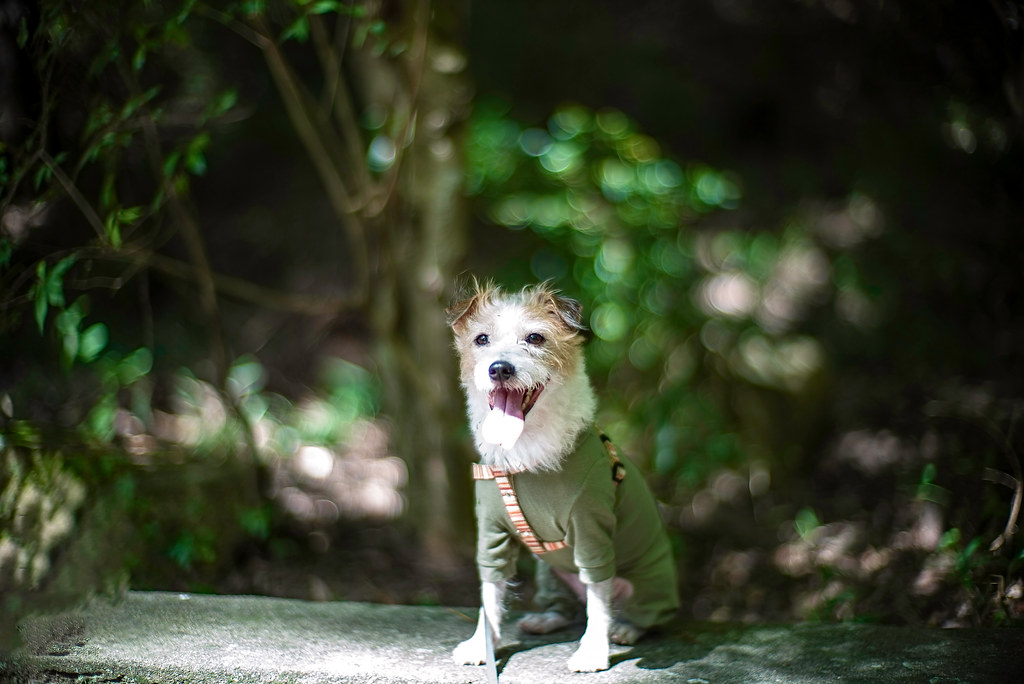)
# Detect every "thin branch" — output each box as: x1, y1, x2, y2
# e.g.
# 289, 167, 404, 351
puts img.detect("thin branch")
989, 407, 1024, 552
133, 250, 360, 316
309, 13, 370, 194
194, 3, 267, 48
248, 12, 371, 301
2, 26, 58, 211
107, 45, 231, 386
40, 151, 108, 241
361, 0, 431, 218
